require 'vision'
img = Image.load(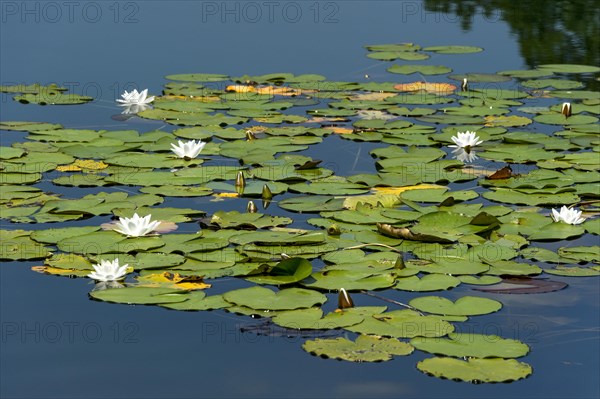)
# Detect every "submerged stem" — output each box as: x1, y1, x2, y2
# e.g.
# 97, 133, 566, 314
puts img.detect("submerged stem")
360, 290, 423, 315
